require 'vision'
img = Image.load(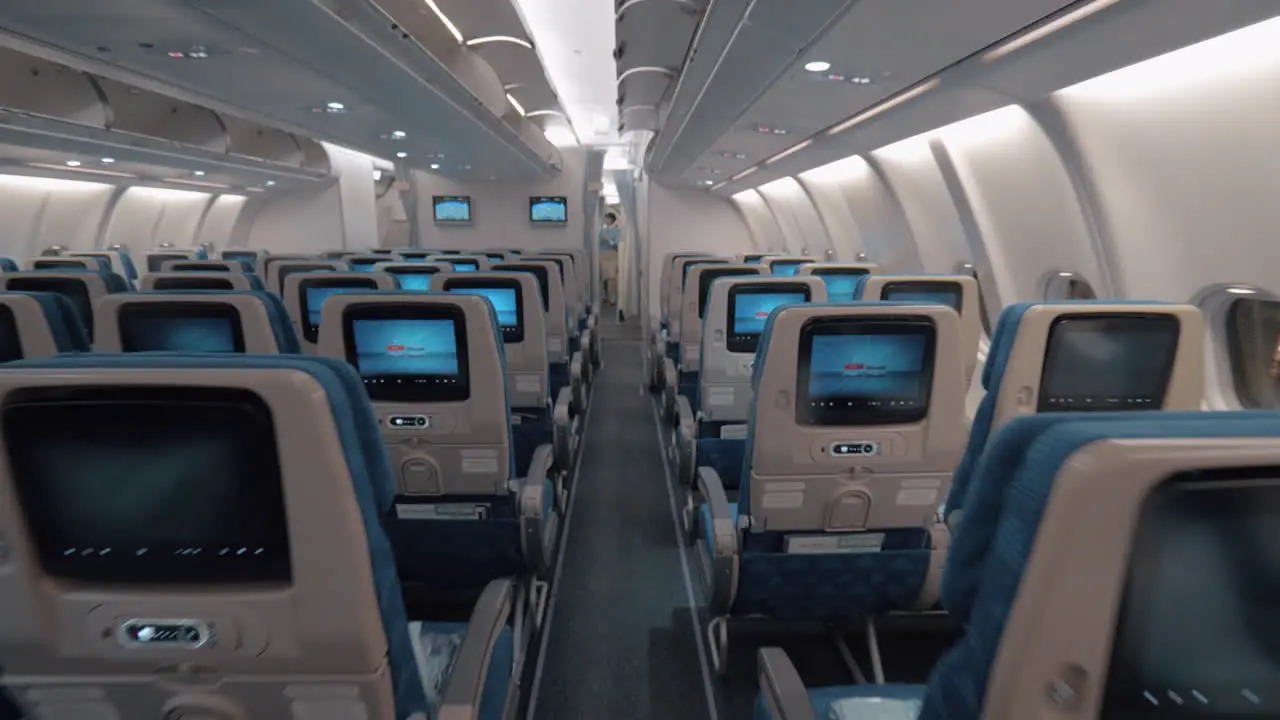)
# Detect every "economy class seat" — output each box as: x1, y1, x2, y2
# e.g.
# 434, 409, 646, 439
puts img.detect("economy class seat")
504, 258, 587, 415
374, 261, 451, 290
316, 291, 558, 596
94, 290, 302, 354
345, 253, 400, 272
673, 263, 764, 414
141, 271, 266, 291
856, 274, 982, 386
0, 353, 523, 719
161, 259, 253, 274
282, 270, 398, 354
698, 301, 967, 672
737, 252, 783, 265
26, 256, 99, 272
427, 254, 491, 273
648, 252, 714, 390
262, 258, 345, 295
795, 262, 880, 302
522, 254, 593, 389
660, 257, 729, 420
219, 247, 266, 268
676, 275, 826, 504
0, 291, 91, 359
762, 256, 818, 277
70, 251, 137, 285
1, 270, 128, 343
142, 248, 199, 273
756, 410, 1280, 720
